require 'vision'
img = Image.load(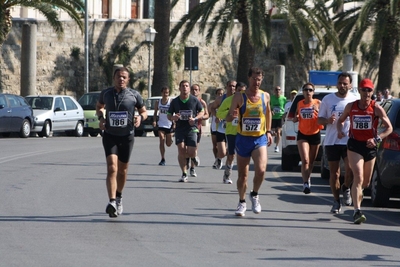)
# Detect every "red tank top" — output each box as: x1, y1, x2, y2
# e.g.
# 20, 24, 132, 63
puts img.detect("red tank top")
349, 100, 378, 141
